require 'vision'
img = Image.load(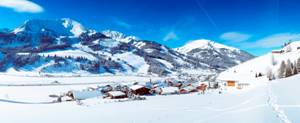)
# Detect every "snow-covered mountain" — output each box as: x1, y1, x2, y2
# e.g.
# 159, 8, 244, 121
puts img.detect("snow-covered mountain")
175, 39, 254, 70
0, 18, 254, 79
